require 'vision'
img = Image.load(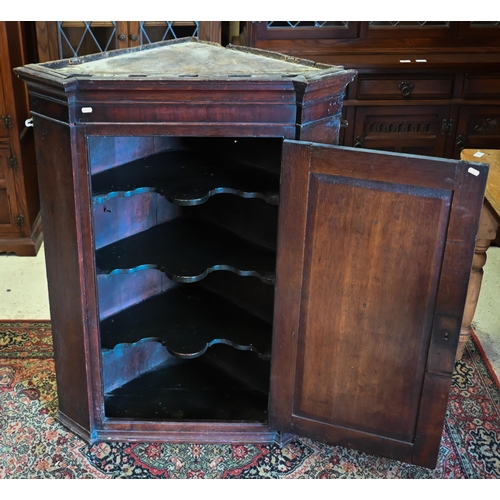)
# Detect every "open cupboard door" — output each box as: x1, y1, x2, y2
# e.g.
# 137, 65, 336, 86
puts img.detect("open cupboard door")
270, 141, 487, 468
